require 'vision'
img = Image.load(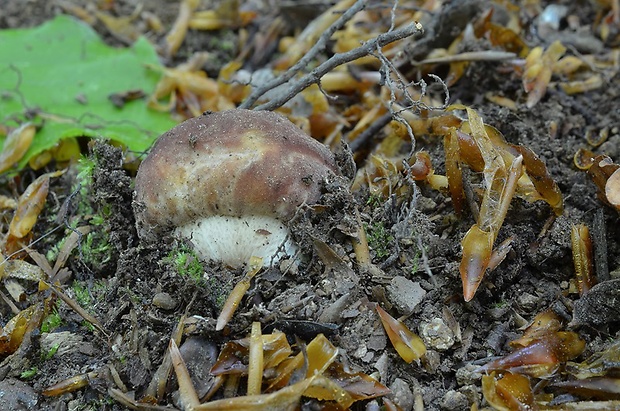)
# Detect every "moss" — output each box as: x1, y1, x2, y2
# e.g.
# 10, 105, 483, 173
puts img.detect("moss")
81, 230, 112, 267
72, 395, 116, 410
75, 155, 97, 215
20, 367, 38, 380
91, 280, 109, 302
81, 321, 95, 332
366, 193, 383, 209
41, 305, 63, 333
76, 154, 115, 268
47, 152, 115, 271
71, 280, 92, 307
206, 275, 228, 309
120, 286, 141, 305
163, 243, 205, 284
365, 221, 394, 259
42, 343, 60, 361
162, 244, 230, 309
410, 250, 421, 275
